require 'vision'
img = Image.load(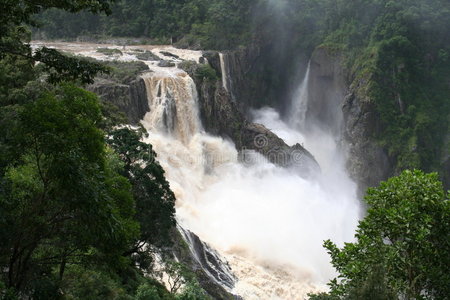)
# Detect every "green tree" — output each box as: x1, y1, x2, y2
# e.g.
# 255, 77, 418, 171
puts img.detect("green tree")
107, 128, 176, 256
0, 0, 114, 85
313, 170, 449, 299
0, 84, 139, 294
0, 1, 181, 298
